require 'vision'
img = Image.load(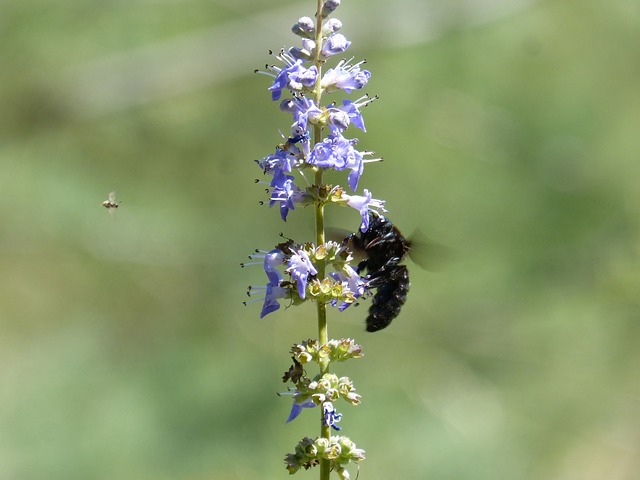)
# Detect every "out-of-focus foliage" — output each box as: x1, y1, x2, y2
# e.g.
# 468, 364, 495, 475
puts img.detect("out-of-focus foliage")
1, 1, 639, 479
